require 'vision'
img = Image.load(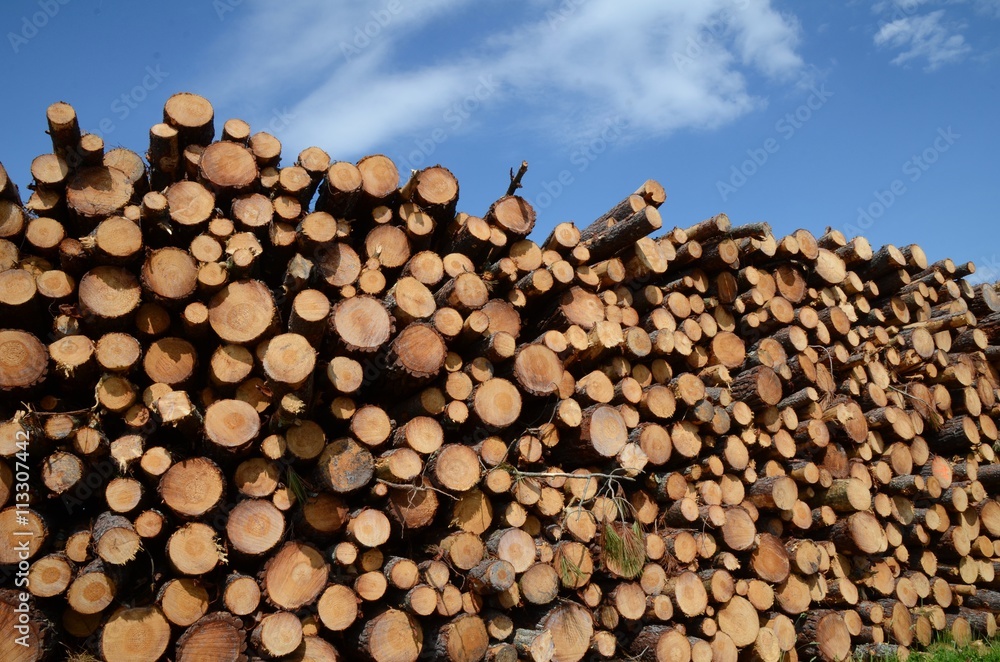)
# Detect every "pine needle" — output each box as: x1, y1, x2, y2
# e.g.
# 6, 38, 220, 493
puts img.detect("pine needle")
601, 521, 646, 579
559, 554, 585, 585
286, 466, 309, 506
